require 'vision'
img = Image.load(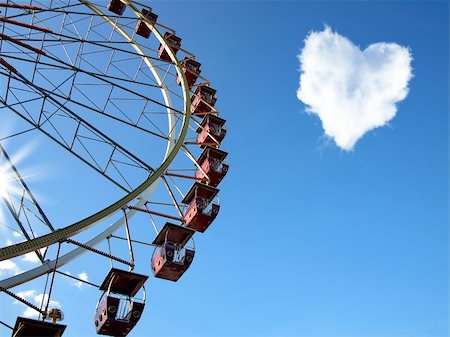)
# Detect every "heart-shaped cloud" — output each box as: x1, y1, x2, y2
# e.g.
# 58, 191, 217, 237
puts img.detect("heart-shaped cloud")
297, 26, 413, 151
